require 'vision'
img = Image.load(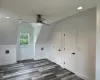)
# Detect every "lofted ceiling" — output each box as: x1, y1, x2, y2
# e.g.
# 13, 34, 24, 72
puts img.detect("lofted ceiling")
0, 0, 97, 24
